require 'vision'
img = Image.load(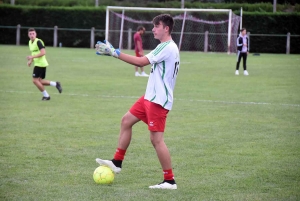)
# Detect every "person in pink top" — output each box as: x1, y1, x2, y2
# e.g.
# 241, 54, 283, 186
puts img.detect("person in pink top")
133, 26, 149, 77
